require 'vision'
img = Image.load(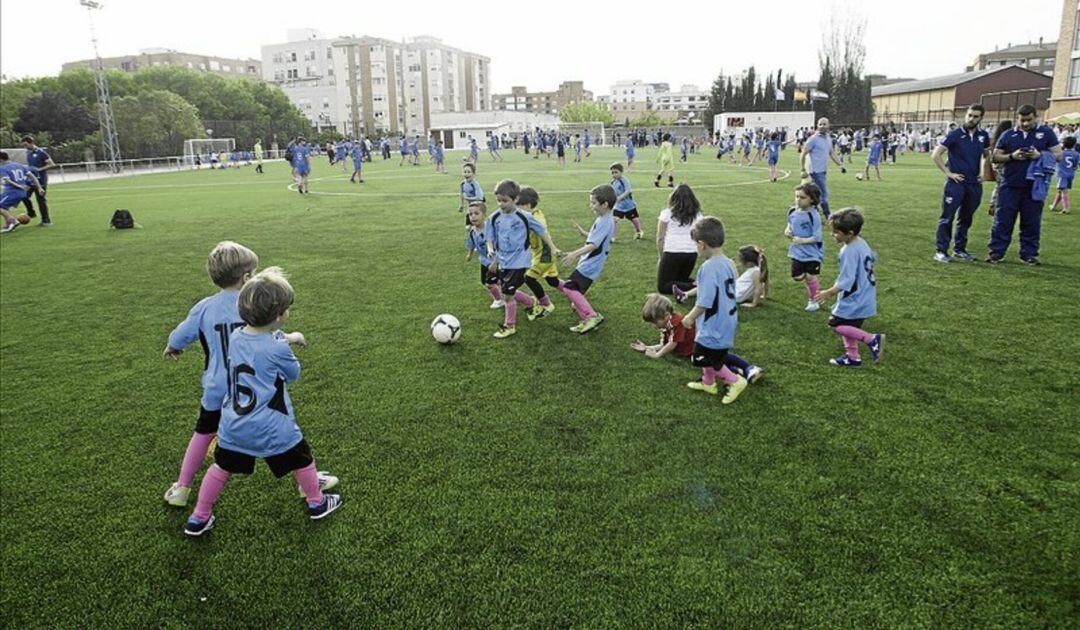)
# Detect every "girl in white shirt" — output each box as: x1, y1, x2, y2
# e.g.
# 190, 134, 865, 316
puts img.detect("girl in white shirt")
655, 184, 704, 295
735, 245, 769, 307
